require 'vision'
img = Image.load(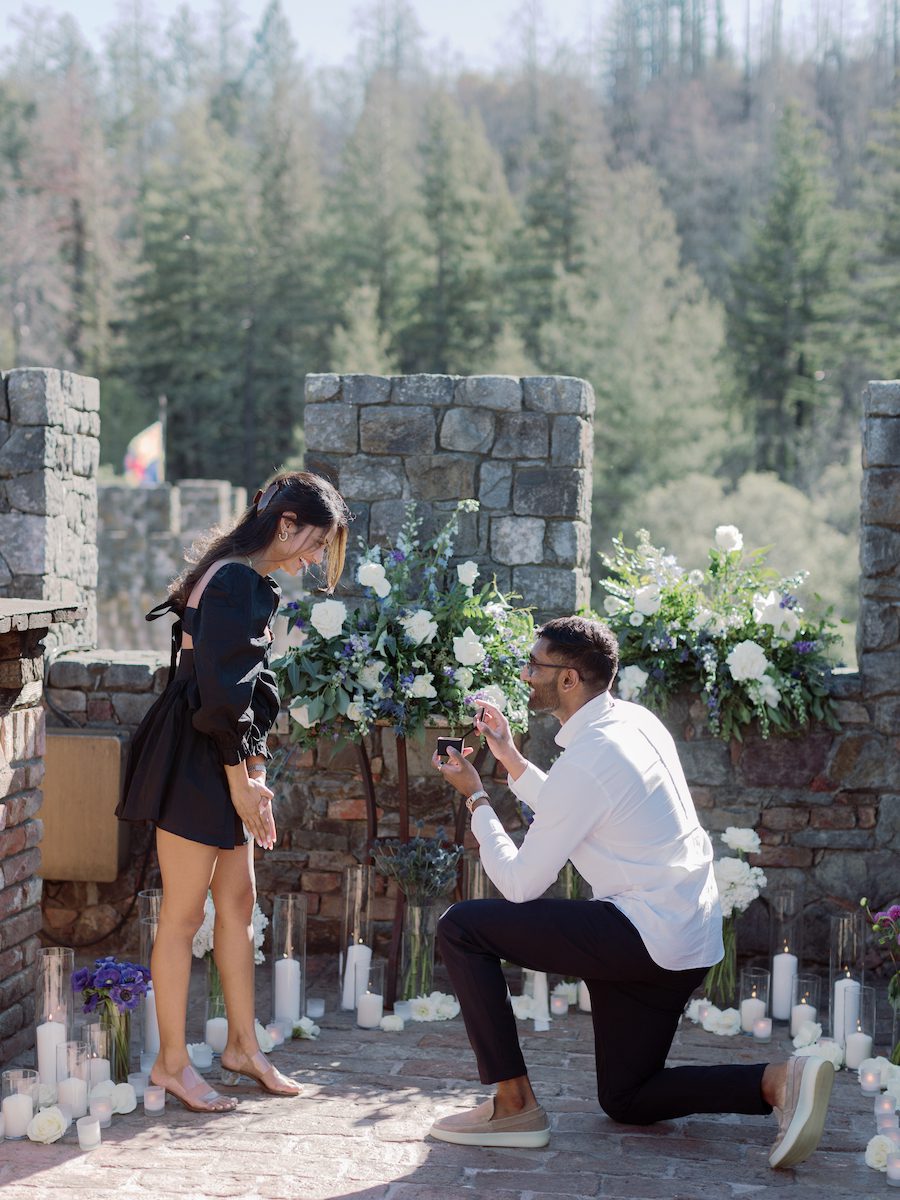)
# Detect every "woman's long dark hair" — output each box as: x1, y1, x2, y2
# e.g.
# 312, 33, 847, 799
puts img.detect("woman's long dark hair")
168, 471, 350, 613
